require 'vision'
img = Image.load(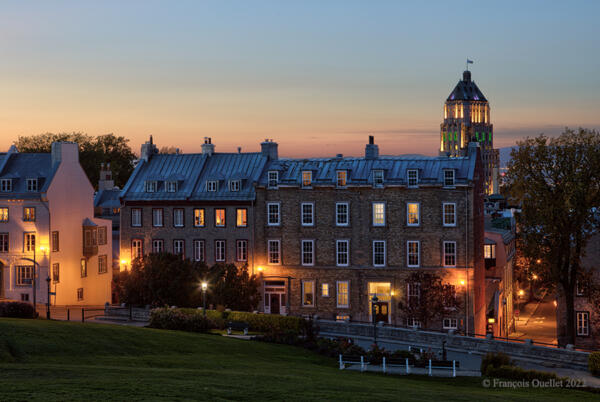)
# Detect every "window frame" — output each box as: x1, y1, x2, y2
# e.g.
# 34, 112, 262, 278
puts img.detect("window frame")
0, 207, 8, 222
407, 169, 418, 187
145, 180, 157, 193
301, 239, 314, 266
484, 244, 496, 259
131, 238, 143, 260
152, 208, 164, 227
443, 169, 455, 187
0, 232, 8, 253
98, 255, 108, 274
23, 207, 36, 222
336, 239, 349, 267
443, 241, 457, 267
0, 179, 12, 192
193, 208, 205, 227
335, 202, 349, 226
206, 180, 218, 192
407, 240, 420, 268
302, 280, 315, 307
214, 208, 226, 227
16, 265, 33, 286
193, 239, 205, 262
267, 171, 279, 189
51, 231, 59, 252
301, 171, 312, 188
229, 179, 241, 192
236, 239, 248, 262
173, 208, 185, 228
336, 280, 349, 308
77, 288, 84, 301
131, 208, 142, 227
372, 170, 384, 187
372, 202, 386, 227
52, 262, 59, 283
336, 170, 347, 188
165, 181, 178, 193
215, 239, 226, 262
26, 178, 38, 192
80, 258, 87, 278
152, 239, 164, 253
321, 283, 330, 297
23, 232, 36, 252
442, 202, 457, 227
576, 311, 590, 336
236, 208, 248, 227
442, 318, 458, 330
98, 226, 107, 245
372, 240, 386, 267
267, 202, 280, 226
173, 239, 185, 256
406, 202, 420, 227
300, 202, 314, 227
267, 239, 281, 265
